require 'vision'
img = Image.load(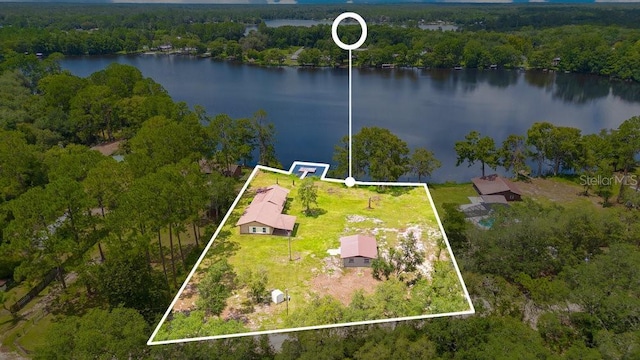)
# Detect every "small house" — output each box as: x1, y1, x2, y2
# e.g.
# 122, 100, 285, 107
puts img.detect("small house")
340, 234, 378, 268
271, 289, 284, 304
198, 159, 242, 178
236, 185, 296, 235
471, 174, 522, 201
